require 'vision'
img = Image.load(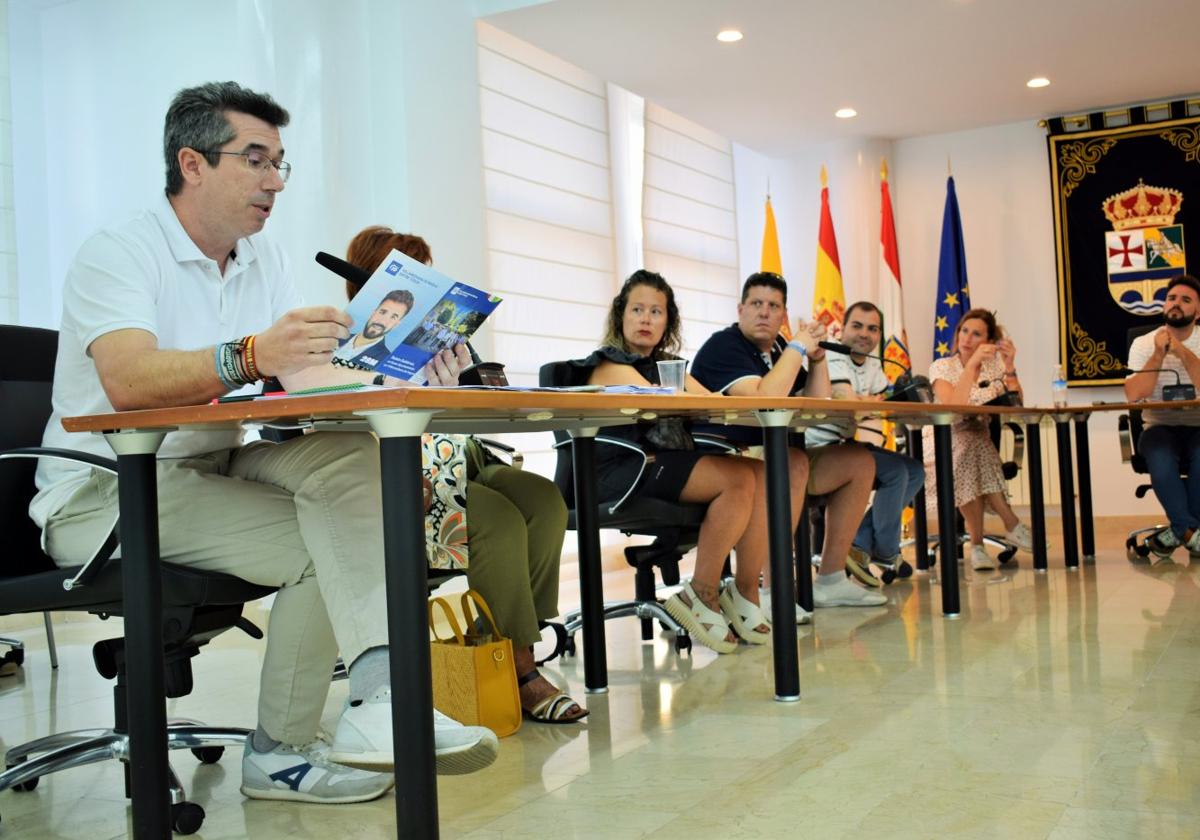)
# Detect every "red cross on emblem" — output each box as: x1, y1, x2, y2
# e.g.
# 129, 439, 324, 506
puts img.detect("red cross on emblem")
1108, 234, 1143, 268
